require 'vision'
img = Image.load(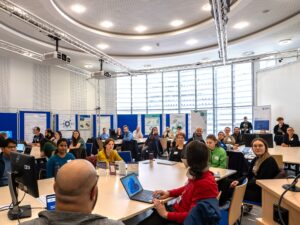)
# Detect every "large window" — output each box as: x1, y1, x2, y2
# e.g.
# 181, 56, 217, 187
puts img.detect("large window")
116, 62, 254, 134
132, 75, 146, 114
147, 73, 163, 114
179, 70, 195, 113
116, 76, 131, 114
163, 71, 179, 113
